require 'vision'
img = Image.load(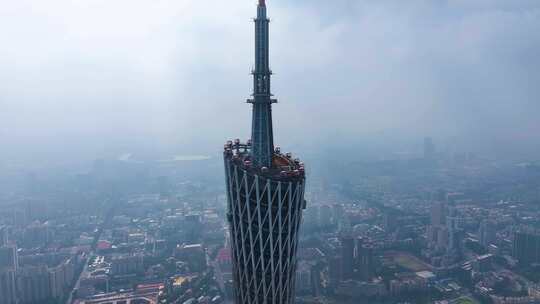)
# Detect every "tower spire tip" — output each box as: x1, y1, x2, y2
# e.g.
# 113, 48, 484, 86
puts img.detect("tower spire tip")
259, 0, 265, 6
